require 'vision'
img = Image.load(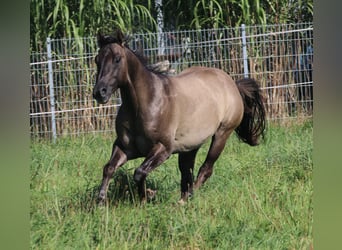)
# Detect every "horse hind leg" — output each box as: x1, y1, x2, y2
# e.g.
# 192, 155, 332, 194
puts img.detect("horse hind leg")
194, 128, 234, 189
178, 148, 199, 204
